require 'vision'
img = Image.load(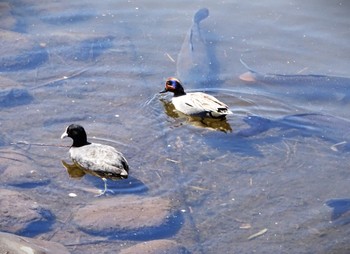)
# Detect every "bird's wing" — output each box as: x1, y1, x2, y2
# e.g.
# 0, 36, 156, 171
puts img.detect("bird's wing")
189, 92, 231, 113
